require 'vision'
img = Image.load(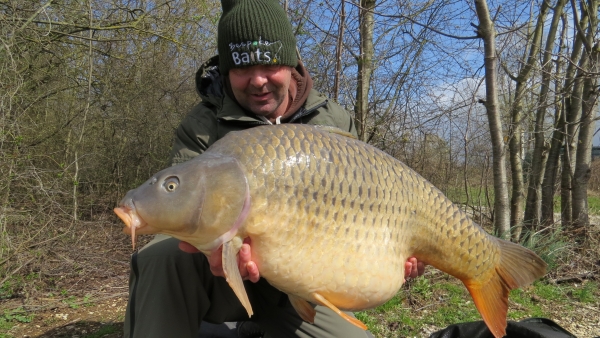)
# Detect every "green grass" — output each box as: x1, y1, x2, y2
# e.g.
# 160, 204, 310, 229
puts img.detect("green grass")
571, 281, 598, 303
589, 195, 600, 214
445, 185, 600, 216
356, 277, 483, 337
444, 187, 494, 207
0, 317, 15, 337
552, 194, 600, 214
0, 307, 33, 338
356, 277, 600, 337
